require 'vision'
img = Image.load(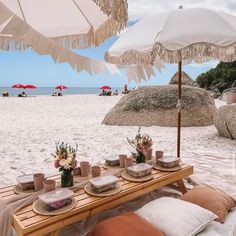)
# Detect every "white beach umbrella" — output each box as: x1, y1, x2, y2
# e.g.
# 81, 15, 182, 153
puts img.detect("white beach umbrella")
0, 0, 128, 50
105, 7, 236, 157
0, 0, 127, 77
